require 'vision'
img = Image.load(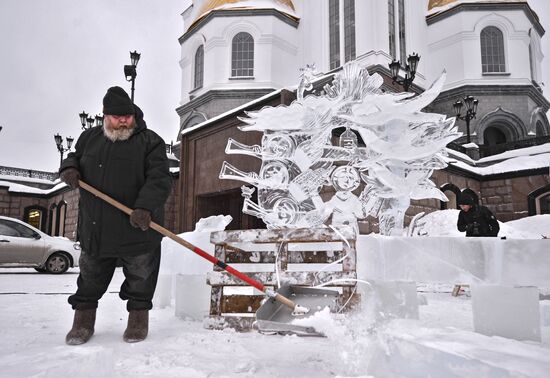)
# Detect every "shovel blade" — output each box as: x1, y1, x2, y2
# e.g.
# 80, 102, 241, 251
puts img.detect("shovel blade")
254, 284, 339, 336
